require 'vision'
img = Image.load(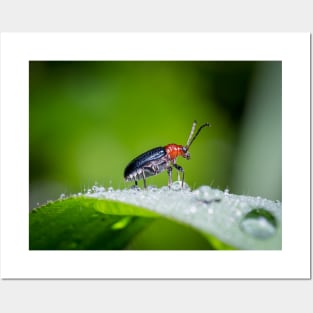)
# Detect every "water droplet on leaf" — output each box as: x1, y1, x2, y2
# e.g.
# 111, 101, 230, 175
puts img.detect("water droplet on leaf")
171, 181, 182, 191
147, 185, 158, 192
240, 208, 277, 239
193, 186, 221, 204
130, 185, 141, 191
